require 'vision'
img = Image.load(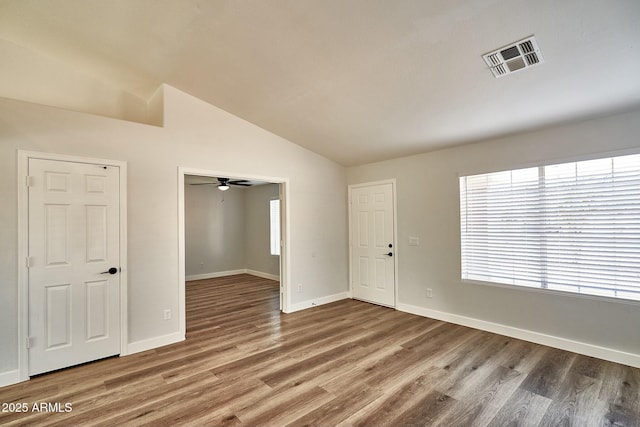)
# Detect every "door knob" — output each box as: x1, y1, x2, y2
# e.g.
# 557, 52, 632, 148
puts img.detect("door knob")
100, 267, 119, 275
387, 252, 393, 257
